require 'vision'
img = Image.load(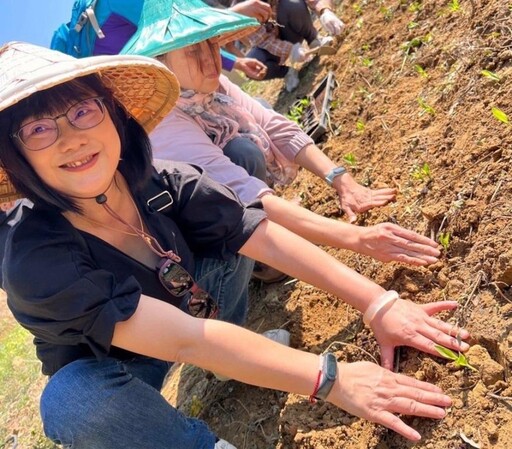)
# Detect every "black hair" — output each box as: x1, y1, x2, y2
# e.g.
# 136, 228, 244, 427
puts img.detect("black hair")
0, 74, 153, 213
